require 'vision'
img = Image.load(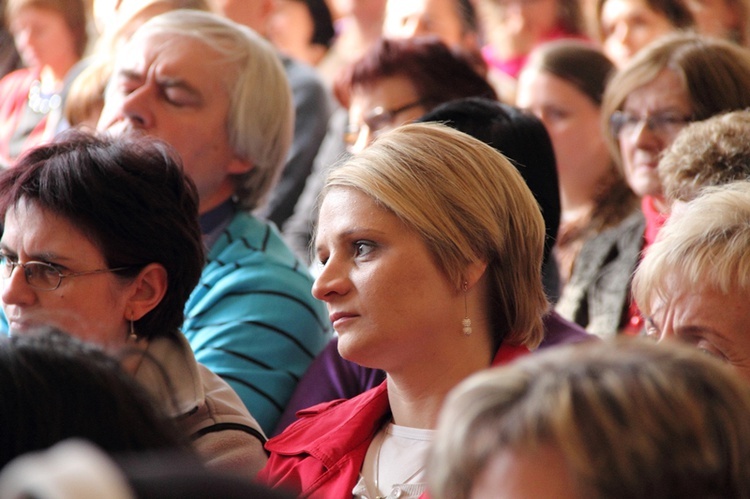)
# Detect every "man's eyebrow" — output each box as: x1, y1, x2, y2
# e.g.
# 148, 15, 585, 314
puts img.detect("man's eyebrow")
118, 68, 144, 82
